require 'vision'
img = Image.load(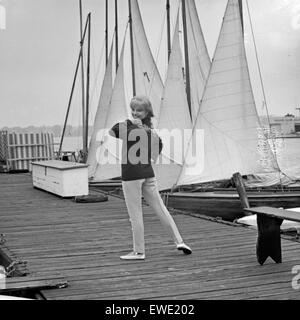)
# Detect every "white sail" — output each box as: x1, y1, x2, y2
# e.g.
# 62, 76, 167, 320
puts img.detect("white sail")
91, 38, 128, 181
186, 0, 211, 121
88, 0, 164, 182
153, 12, 192, 191
87, 41, 114, 178
131, 0, 164, 122
177, 0, 278, 186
